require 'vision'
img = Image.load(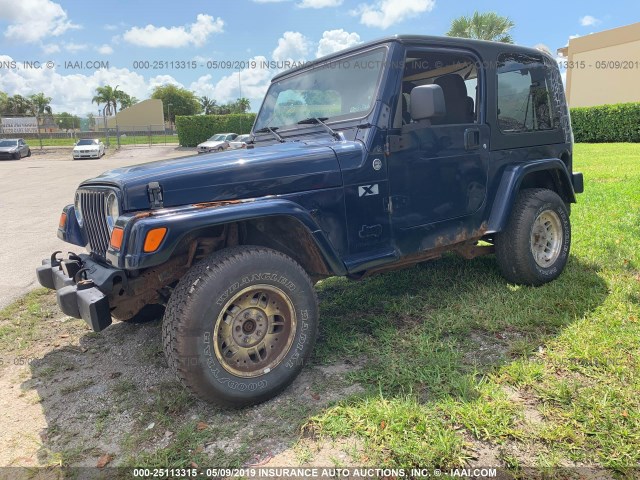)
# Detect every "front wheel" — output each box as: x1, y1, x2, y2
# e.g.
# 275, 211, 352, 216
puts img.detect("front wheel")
162, 246, 319, 408
495, 188, 571, 286
26, 149, 31, 157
